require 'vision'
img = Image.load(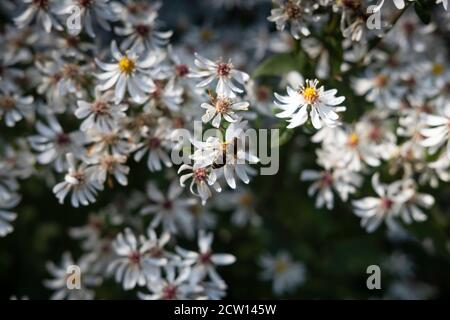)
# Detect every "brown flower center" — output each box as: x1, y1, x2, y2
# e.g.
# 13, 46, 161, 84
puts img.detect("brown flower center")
217, 62, 231, 77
